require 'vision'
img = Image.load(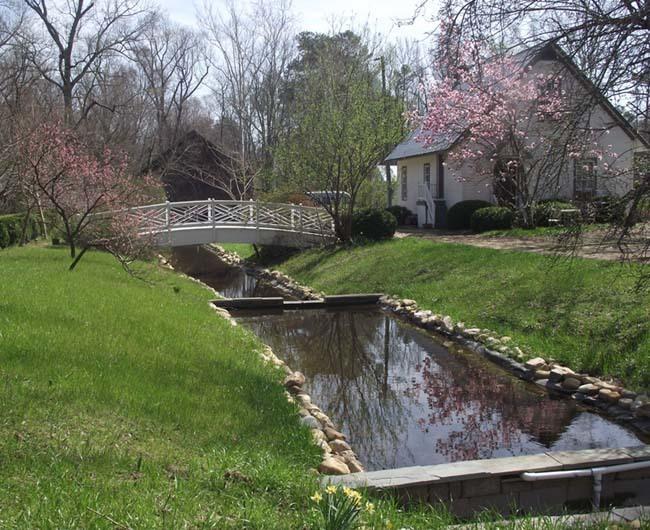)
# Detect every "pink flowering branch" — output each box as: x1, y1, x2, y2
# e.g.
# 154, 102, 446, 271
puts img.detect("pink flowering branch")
413, 34, 622, 226
16, 121, 162, 269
